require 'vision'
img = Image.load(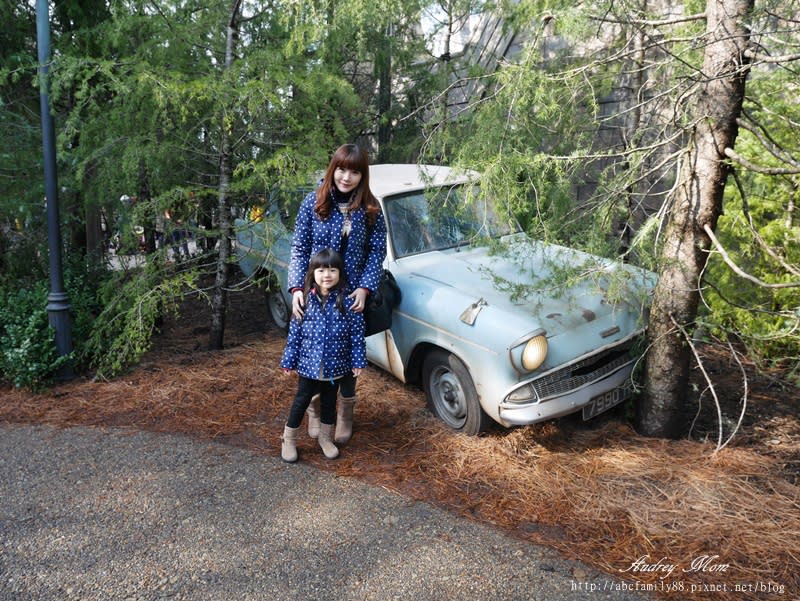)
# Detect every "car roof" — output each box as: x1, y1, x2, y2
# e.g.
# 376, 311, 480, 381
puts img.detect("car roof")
368, 164, 477, 199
